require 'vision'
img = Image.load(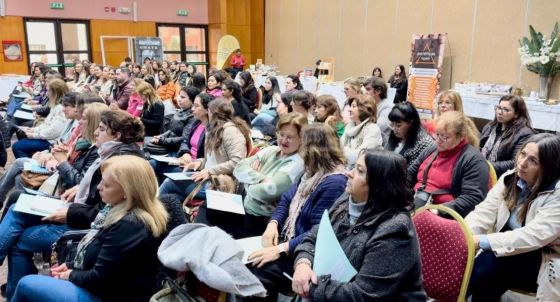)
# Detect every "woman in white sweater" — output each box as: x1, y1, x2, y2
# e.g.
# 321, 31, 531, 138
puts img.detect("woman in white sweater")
12, 78, 69, 158
340, 94, 383, 165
